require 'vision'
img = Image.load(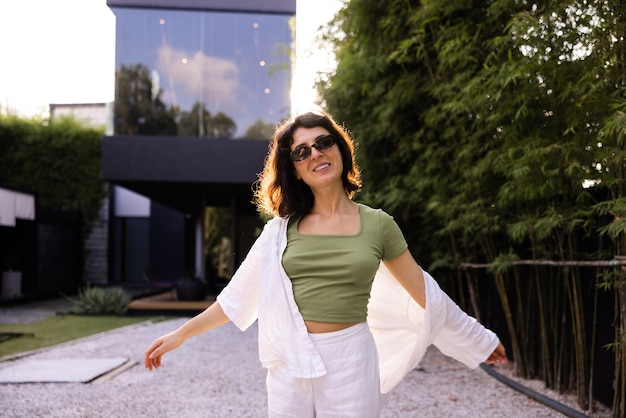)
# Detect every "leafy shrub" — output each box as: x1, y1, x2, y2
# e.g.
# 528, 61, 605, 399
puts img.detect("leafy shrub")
73, 287, 131, 315
0, 114, 107, 238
